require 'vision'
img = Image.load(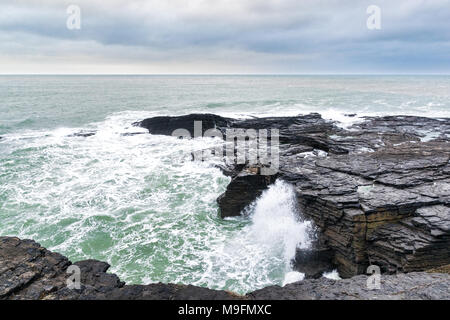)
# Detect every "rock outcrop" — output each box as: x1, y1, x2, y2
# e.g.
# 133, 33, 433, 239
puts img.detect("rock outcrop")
289, 141, 450, 277
0, 237, 237, 300
1, 237, 448, 300
135, 113, 450, 278
134, 113, 233, 137
217, 172, 278, 218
